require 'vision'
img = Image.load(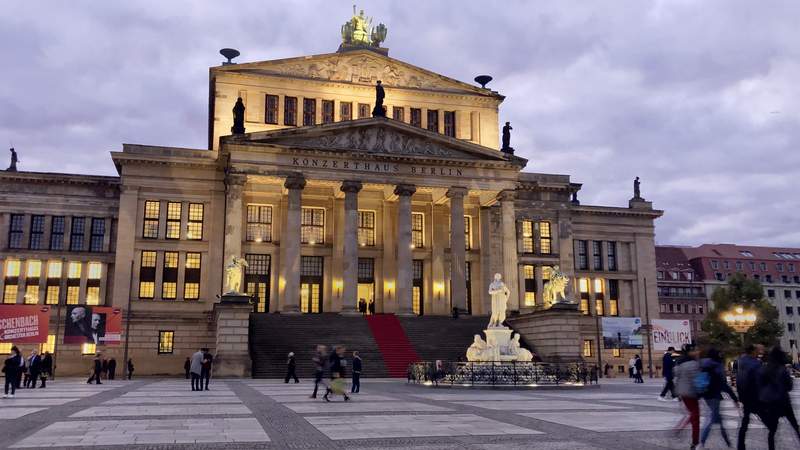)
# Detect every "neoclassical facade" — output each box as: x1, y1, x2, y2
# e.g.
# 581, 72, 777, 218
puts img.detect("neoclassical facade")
0, 40, 662, 375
